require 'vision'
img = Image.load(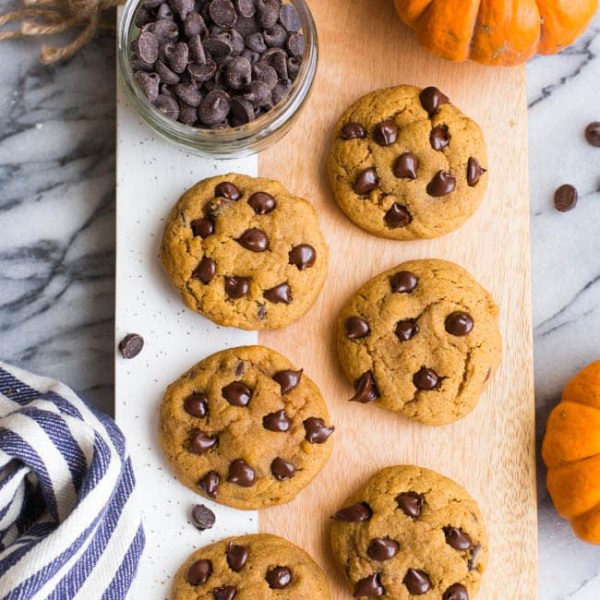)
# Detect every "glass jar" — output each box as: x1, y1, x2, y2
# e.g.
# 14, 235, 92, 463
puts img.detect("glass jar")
117, 0, 318, 159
